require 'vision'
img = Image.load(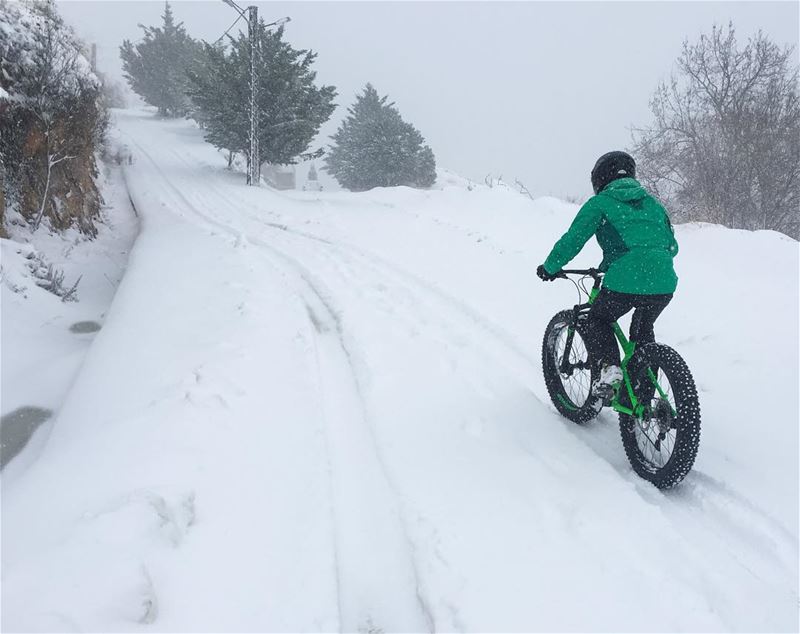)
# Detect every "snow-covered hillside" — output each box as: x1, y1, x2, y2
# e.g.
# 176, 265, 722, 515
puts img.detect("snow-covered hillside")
2, 109, 798, 632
